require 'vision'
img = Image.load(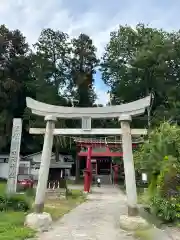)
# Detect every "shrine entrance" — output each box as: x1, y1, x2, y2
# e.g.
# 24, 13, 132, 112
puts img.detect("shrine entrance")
78, 157, 111, 175
25, 95, 151, 216
96, 157, 111, 175
73, 137, 143, 185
